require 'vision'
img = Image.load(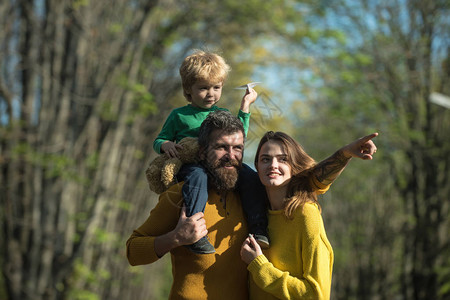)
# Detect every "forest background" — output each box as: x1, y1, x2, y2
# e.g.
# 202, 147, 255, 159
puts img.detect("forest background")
0, 0, 449, 299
